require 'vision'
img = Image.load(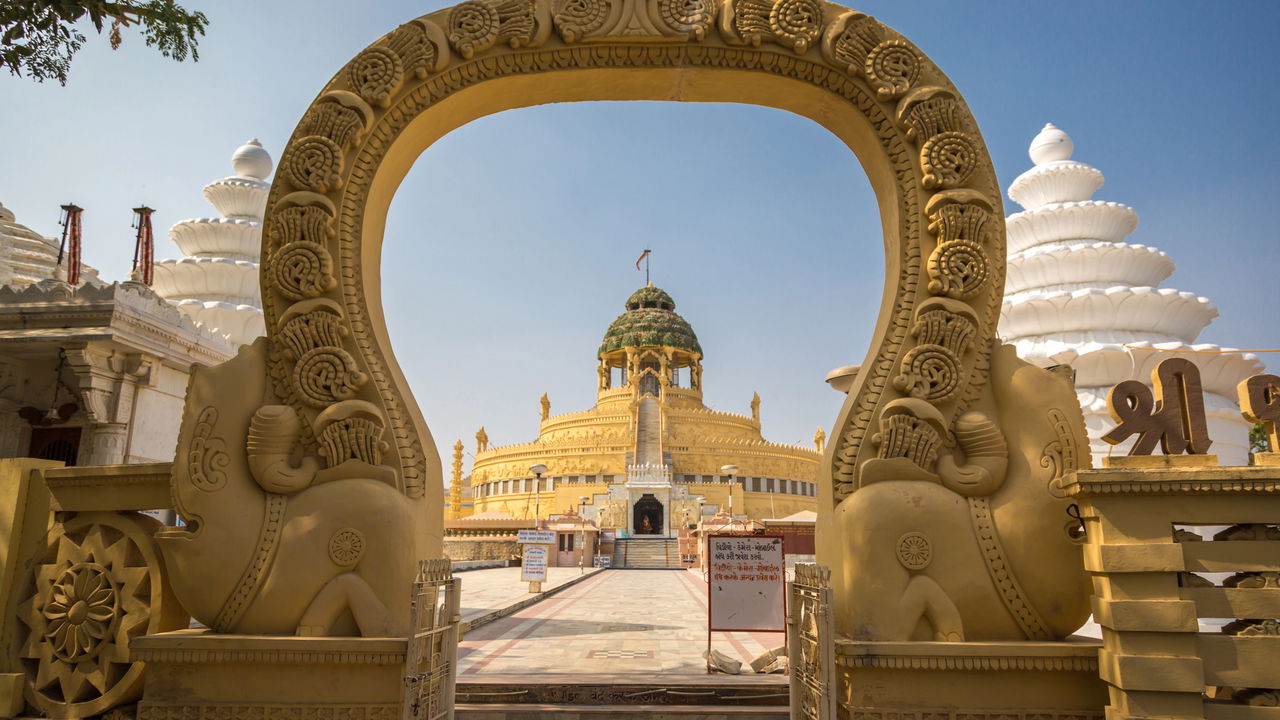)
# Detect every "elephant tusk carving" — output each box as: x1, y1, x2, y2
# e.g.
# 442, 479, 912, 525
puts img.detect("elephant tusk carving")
248, 405, 321, 494
937, 411, 1007, 496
